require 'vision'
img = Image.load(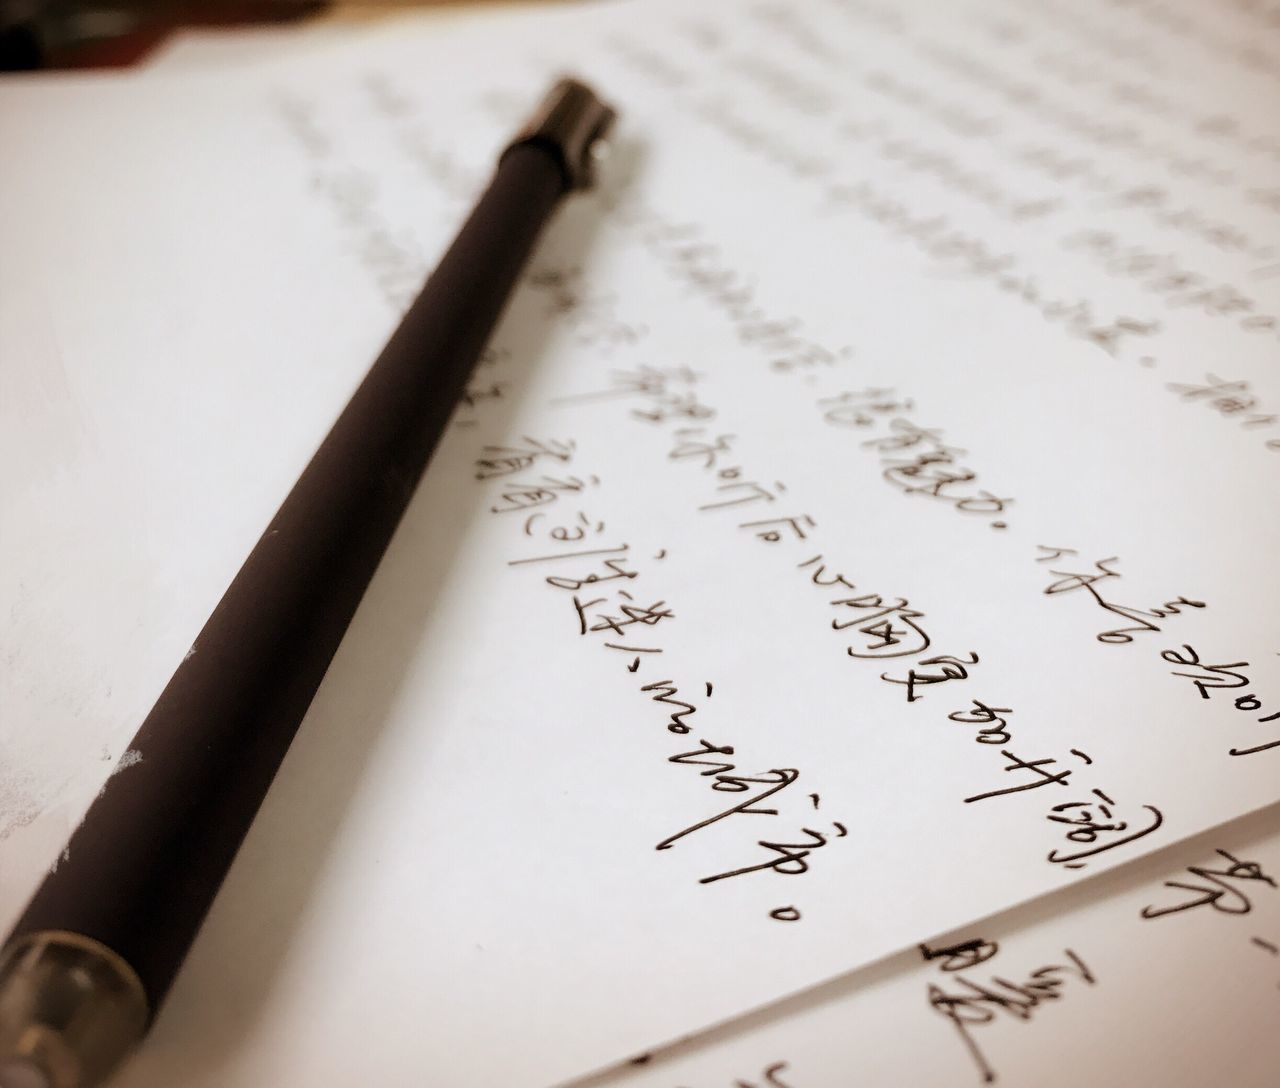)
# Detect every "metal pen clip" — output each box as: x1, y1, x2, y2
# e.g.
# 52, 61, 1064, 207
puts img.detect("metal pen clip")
503, 77, 617, 190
